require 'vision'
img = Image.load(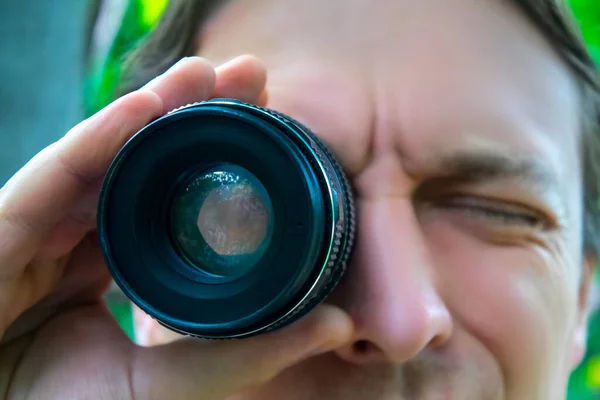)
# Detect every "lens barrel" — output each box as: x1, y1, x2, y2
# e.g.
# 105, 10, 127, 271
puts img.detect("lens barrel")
98, 99, 355, 338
